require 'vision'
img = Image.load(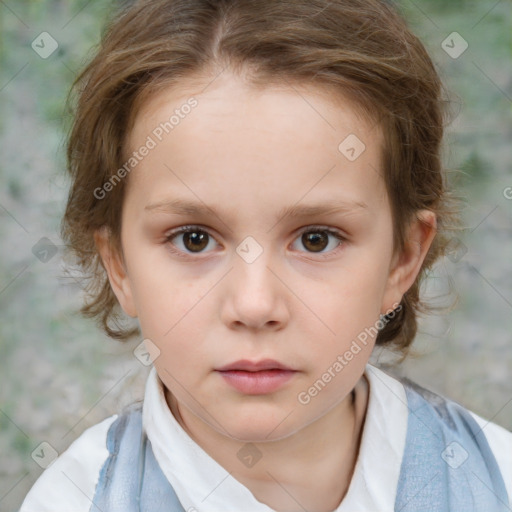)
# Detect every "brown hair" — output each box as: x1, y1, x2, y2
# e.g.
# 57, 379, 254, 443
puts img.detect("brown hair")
61, 0, 459, 352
